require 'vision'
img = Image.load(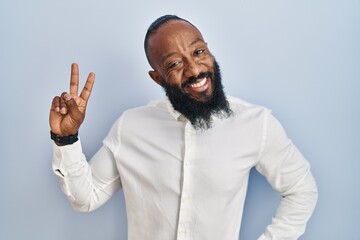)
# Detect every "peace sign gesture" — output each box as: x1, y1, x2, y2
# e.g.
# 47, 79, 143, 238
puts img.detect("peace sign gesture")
49, 63, 95, 136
